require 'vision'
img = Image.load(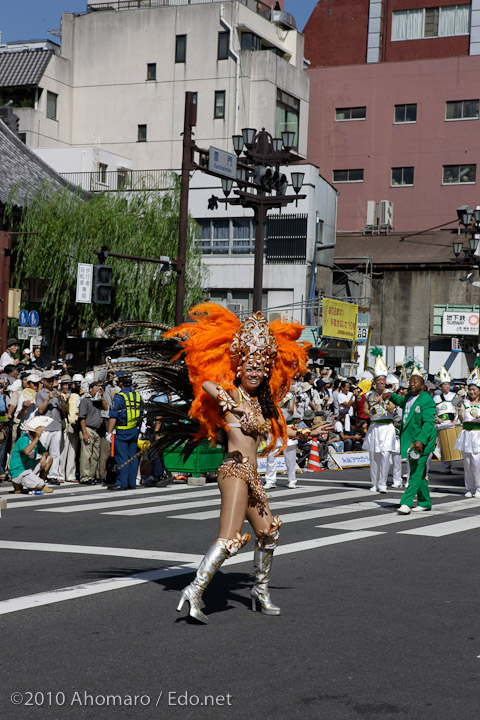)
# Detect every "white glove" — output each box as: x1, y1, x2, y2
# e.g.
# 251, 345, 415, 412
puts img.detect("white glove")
106, 432, 112, 443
